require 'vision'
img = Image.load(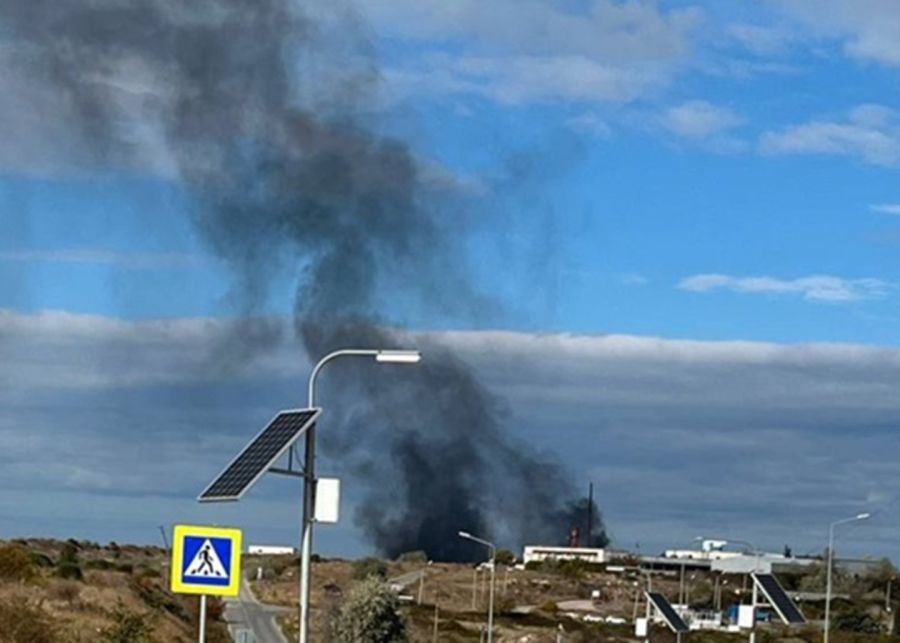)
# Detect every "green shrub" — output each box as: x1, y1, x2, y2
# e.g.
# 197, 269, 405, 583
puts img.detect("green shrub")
60, 541, 79, 564
85, 559, 116, 570
102, 602, 154, 643
833, 606, 882, 634
352, 557, 388, 580
395, 550, 427, 564
0, 544, 36, 581
495, 549, 516, 566
0, 597, 58, 642
335, 576, 407, 642
57, 561, 83, 581
55, 540, 83, 580
30, 552, 54, 568
539, 601, 559, 614
531, 558, 591, 578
